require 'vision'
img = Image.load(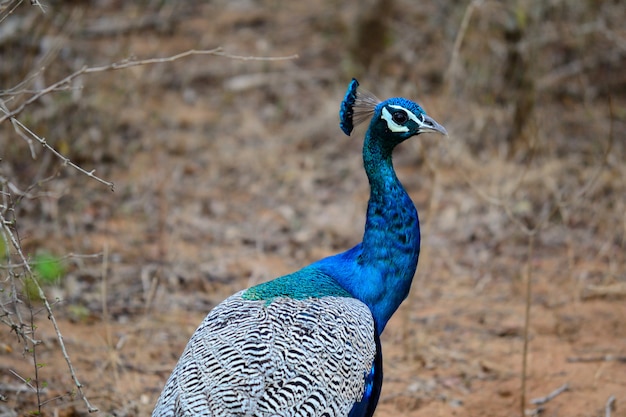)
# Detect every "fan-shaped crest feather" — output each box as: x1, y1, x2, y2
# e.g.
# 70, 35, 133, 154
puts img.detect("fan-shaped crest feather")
340, 79, 381, 136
